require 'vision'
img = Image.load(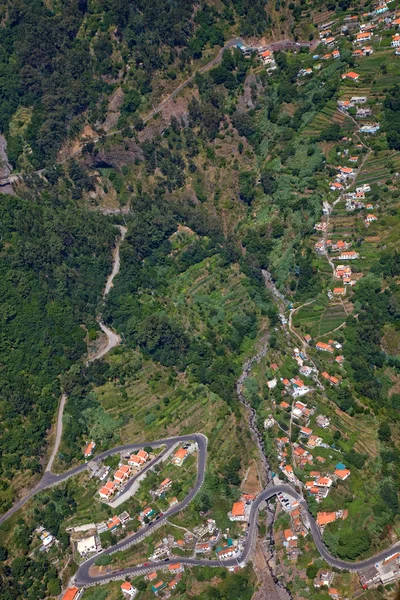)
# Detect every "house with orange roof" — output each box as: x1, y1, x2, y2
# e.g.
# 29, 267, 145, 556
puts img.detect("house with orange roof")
365, 214, 377, 223
353, 49, 364, 58
168, 563, 184, 574
84, 441, 96, 458
356, 31, 372, 42
333, 287, 346, 296
172, 447, 189, 466
280, 400, 290, 409
329, 589, 339, 599
152, 580, 167, 594
300, 426, 312, 437
332, 49, 340, 59
316, 476, 332, 488
195, 541, 212, 553
335, 355, 344, 365
339, 250, 359, 260
114, 465, 131, 483
121, 581, 138, 598
62, 587, 81, 600
317, 511, 337, 527
99, 480, 117, 499
390, 35, 400, 48
282, 464, 295, 482
316, 341, 334, 353
335, 468, 351, 480
283, 529, 297, 542
137, 449, 149, 462
228, 500, 246, 521
260, 50, 274, 64
146, 572, 158, 582
342, 71, 360, 81
169, 497, 179, 507
107, 515, 122, 530
160, 478, 172, 490
128, 455, 143, 469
